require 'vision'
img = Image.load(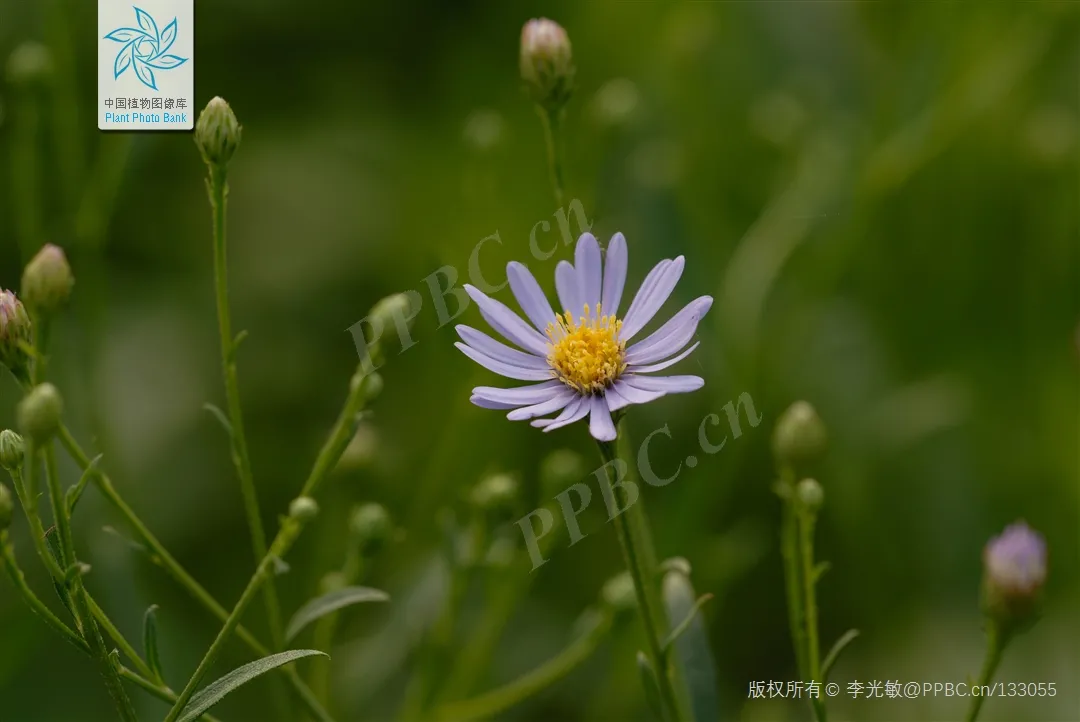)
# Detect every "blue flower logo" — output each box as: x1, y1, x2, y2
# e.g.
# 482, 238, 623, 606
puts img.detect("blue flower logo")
103, 7, 188, 91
